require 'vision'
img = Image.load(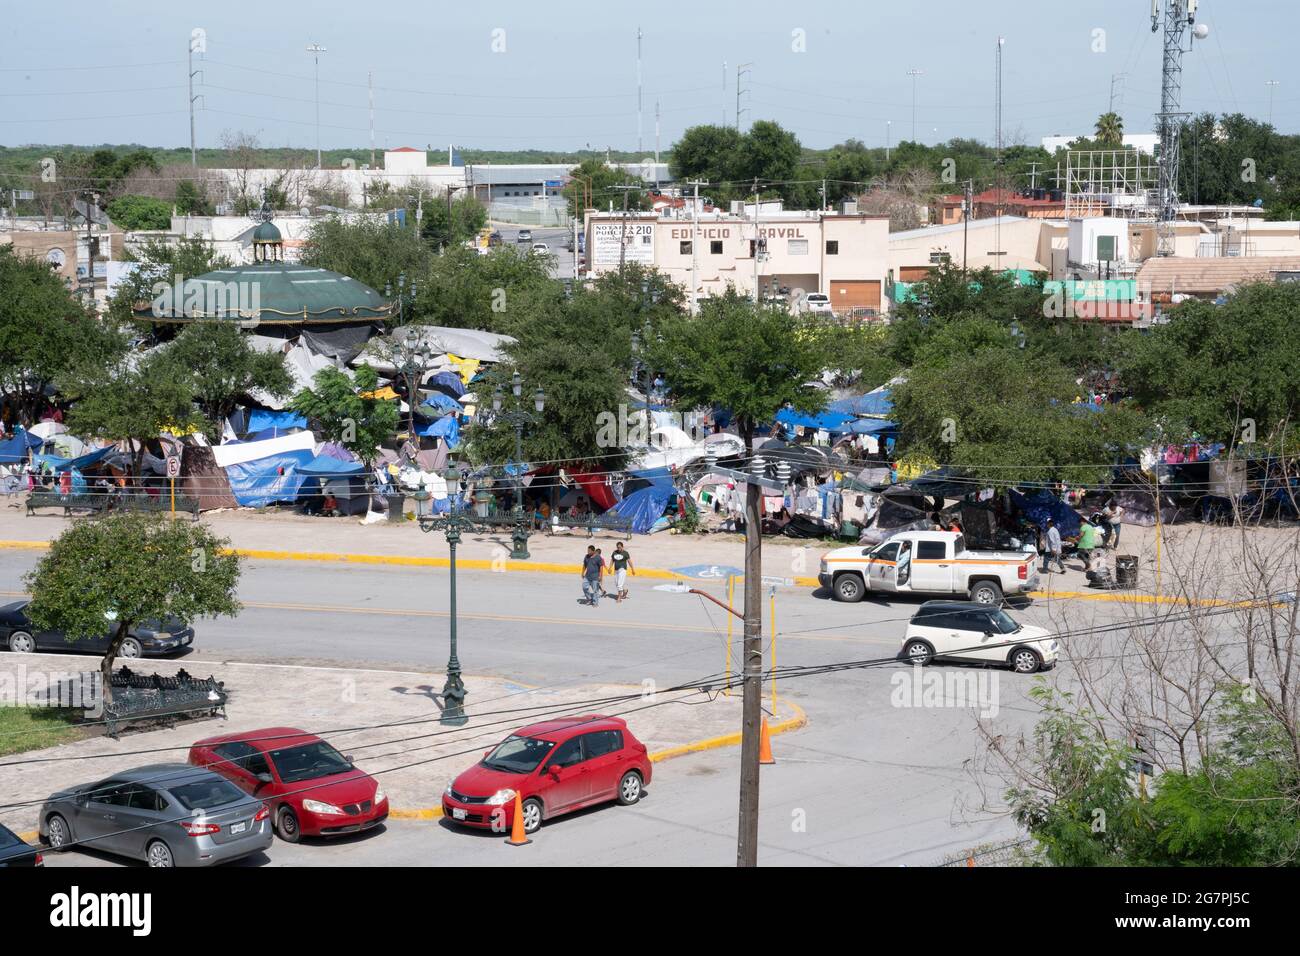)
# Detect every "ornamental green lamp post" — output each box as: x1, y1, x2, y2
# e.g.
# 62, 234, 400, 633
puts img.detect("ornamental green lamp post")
492, 373, 545, 560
